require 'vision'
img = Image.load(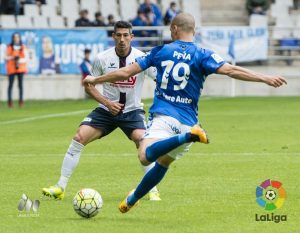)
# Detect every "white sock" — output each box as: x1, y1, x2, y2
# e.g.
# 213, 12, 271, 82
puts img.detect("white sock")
57, 139, 84, 190
142, 163, 158, 193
